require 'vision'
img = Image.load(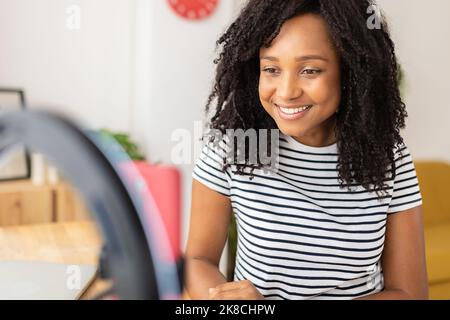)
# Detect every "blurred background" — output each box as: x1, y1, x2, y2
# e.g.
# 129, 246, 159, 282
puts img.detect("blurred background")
0, 0, 448, 299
